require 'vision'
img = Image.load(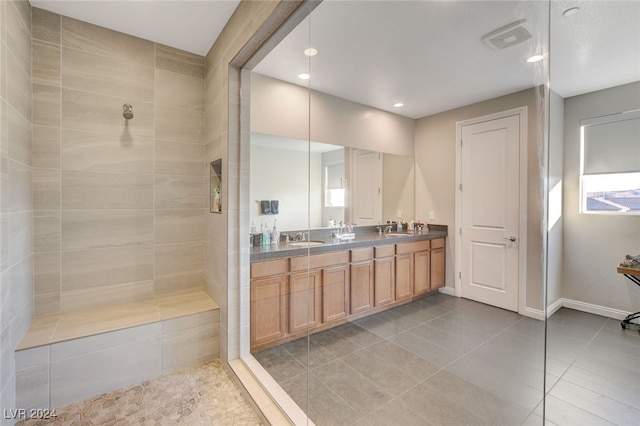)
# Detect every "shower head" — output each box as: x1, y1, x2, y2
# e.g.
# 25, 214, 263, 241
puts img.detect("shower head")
123, 104, 134, 120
